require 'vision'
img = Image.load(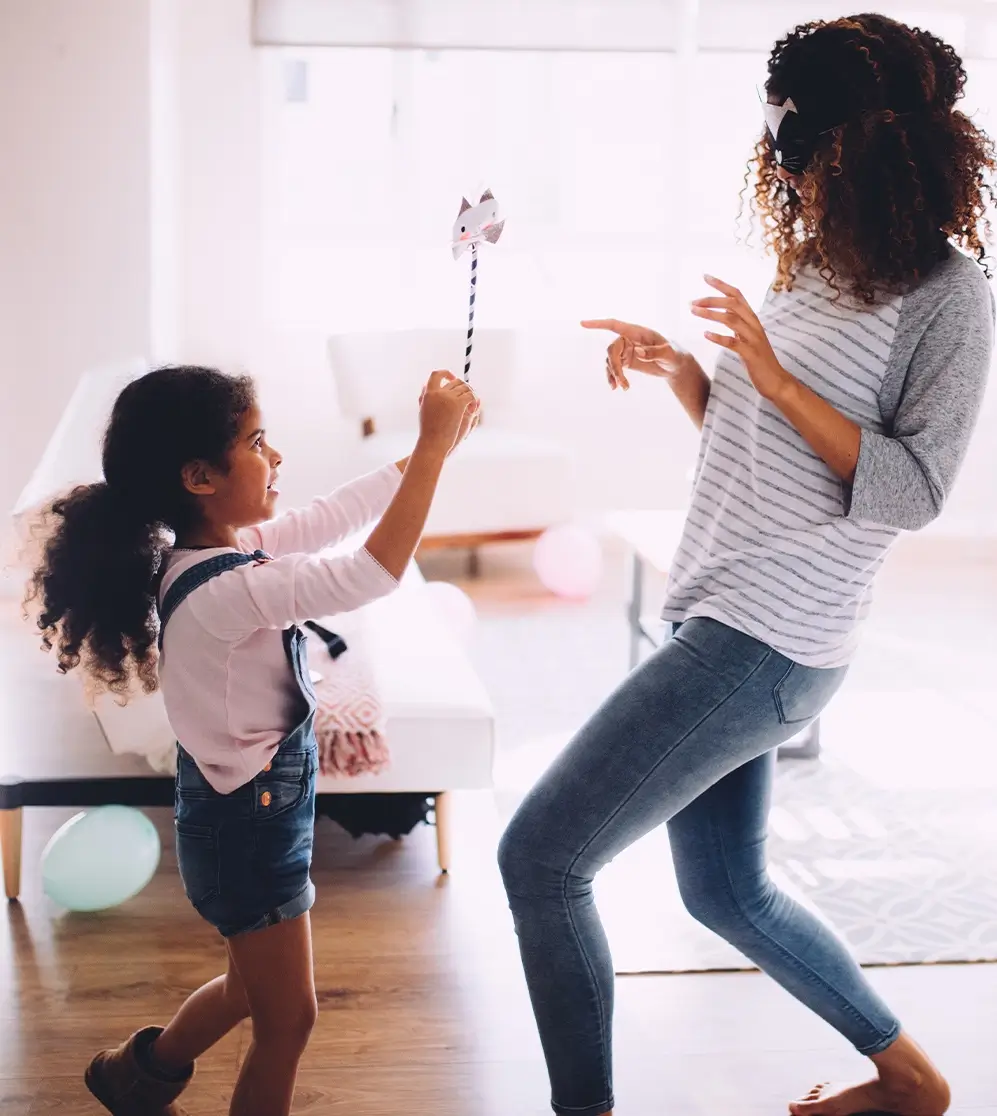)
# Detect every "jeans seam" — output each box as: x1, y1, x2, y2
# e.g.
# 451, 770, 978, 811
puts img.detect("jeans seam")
558, 644, 775, 1109
711, 820, 899, 1051
562, 878, 612, 1109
